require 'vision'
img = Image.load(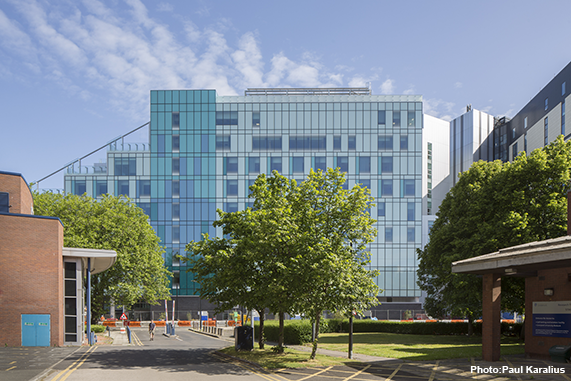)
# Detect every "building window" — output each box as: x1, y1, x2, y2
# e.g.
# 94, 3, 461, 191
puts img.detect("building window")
216, 111, 238, 125
378, 135, 393, 150
292, 157, 304, 173
227, 180, 238, 196
407, 227, 415, 242
359, 179, 370, 189
381, 156, 393, 173
289, 136, 326, 150
138, 180, 151, 197
0, 192, 9, 213
407, 202, 415, 221
403, 179, 415, 197
524, 133, 528, 153
407, 111, 415, 127
400, 136, 408, 150
225, 202, 238, 213
562, 100, 566, 136
117, 180, 129, 196
172, 180, 180, 197
172, 135, 180, 152
172, 112, 179, 130
252, 112, 260, 128
378, 110, 386, 125
333, 136, 341, 150
74, 180, 86, 195
172, 203, 180, 220
253, 136, 282, 150
114, 157, 136, 176
270, 157, 282, 173
378, 202, 385, 217
524, 117, 528, 129
385, 227, 393, 242
248, 157, 260, 174
172, 158, 180, 175
381, 180, 393, 197
336, 156, 348, 172
512, 143, 518, 160
545, 98, 549, 111
216, 135, 231, 150
95, 180, 107, 197
393, 112, 401, 128
172, 271, 180, 289
544, 117, 549, 146
358, 157, 370, 173
563, 82, 566, 96
225, 157, 238, 174
348, 136, 356, 150
512, 128, 516, 139
173, 226, 180, 244
314, 157, 326, 172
